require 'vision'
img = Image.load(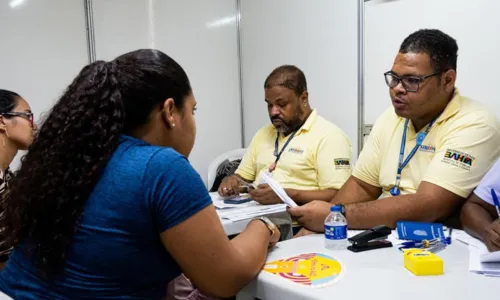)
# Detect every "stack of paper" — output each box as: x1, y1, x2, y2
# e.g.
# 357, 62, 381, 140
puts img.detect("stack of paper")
455, 230, 500, 277
210, 192, 287, 222
260, 172, 298, 208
